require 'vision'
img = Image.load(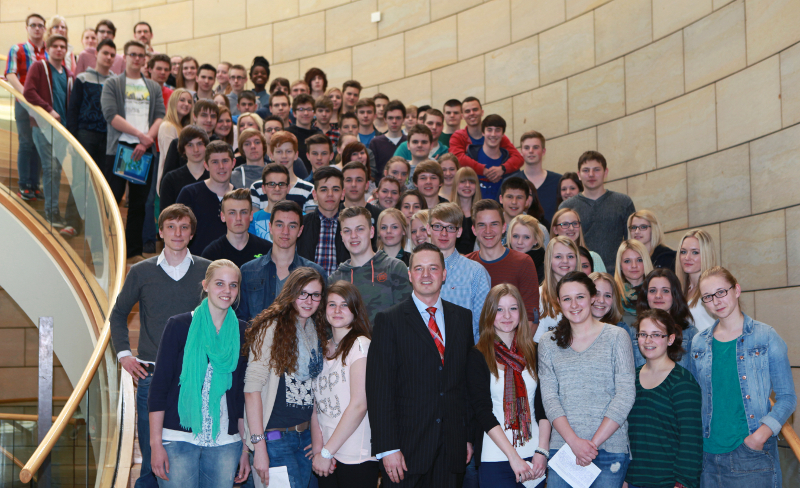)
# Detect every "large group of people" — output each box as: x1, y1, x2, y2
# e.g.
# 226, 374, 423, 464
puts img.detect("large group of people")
7, 13, 797, 488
